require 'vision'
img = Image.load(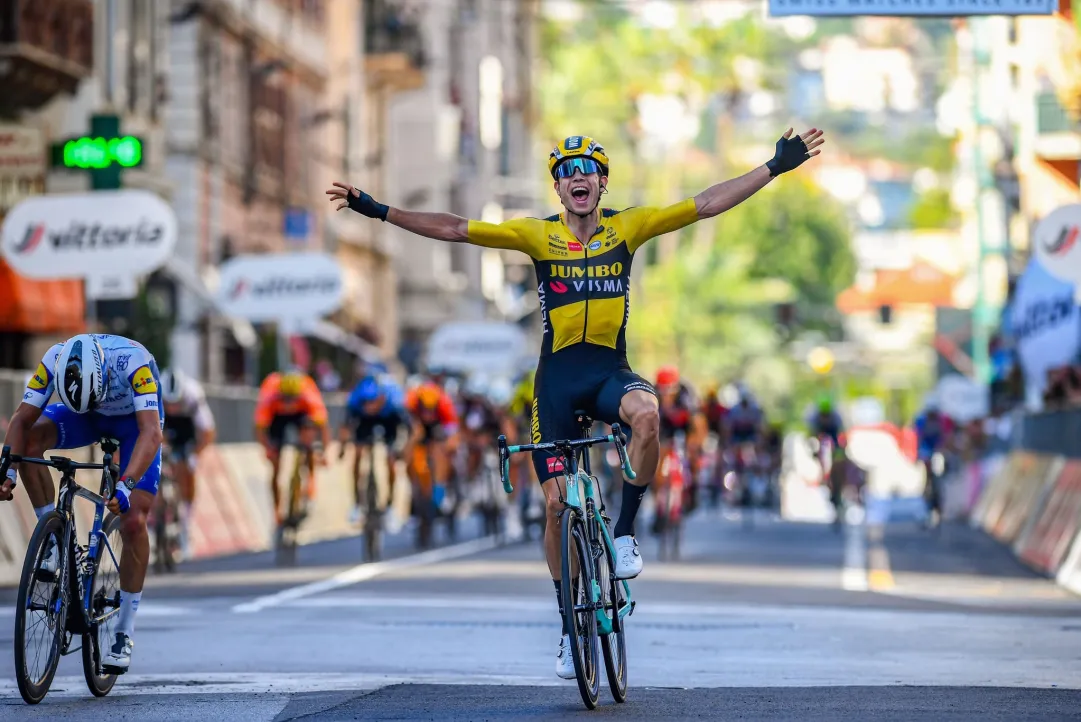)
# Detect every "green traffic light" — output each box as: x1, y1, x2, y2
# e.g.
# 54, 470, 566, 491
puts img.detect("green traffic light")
62, 135, 143, 169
